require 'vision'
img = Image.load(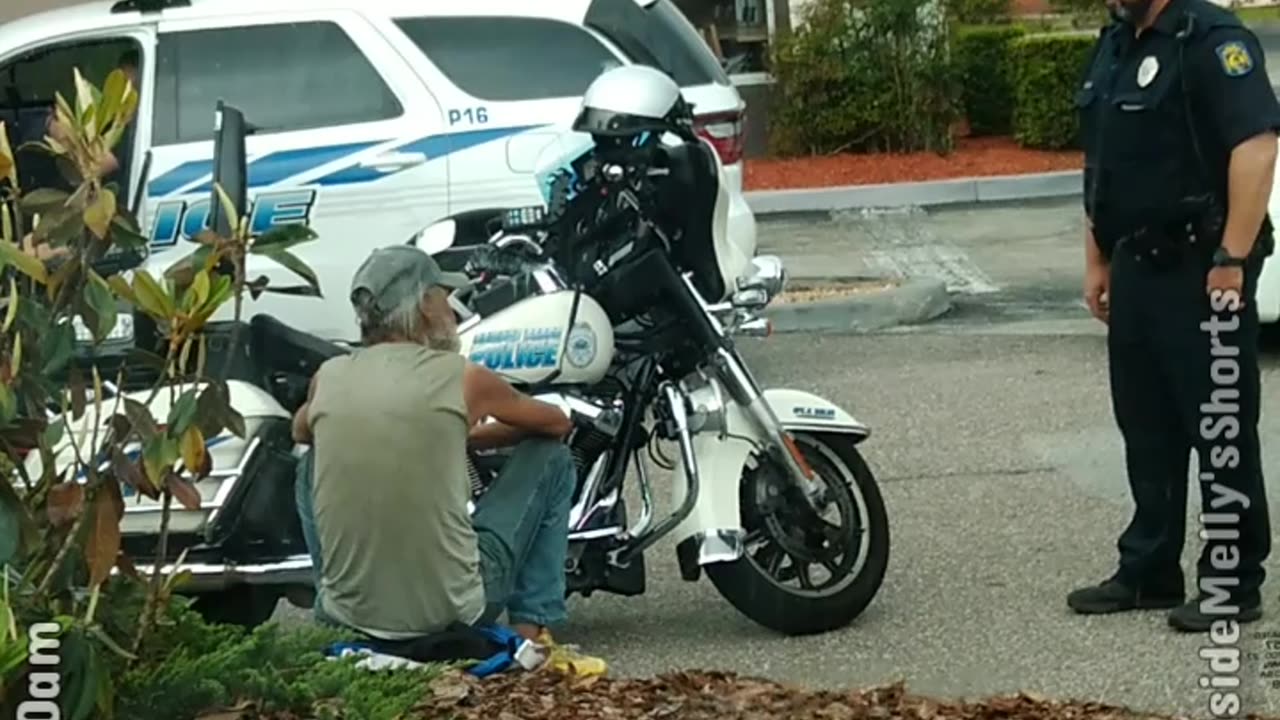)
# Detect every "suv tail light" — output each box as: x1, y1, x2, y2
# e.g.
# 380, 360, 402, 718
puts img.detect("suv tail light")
694, 110, 745, 166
